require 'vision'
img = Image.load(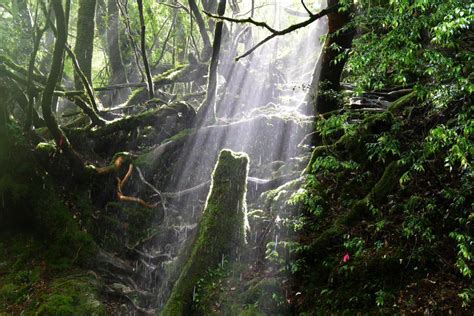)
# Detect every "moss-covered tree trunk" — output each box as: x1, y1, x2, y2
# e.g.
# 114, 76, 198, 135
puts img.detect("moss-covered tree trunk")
74, 0, 96, 89
308, 0, 354, 114
162, 149, 249, 315
41, 0, 85, 177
